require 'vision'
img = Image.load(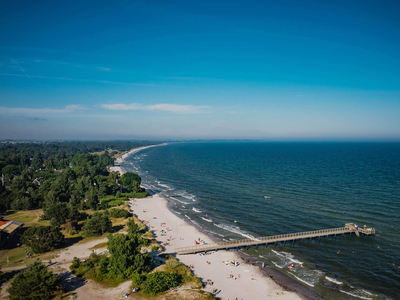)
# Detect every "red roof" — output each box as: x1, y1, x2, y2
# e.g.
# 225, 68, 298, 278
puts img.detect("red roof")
0, 220, 10, 227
